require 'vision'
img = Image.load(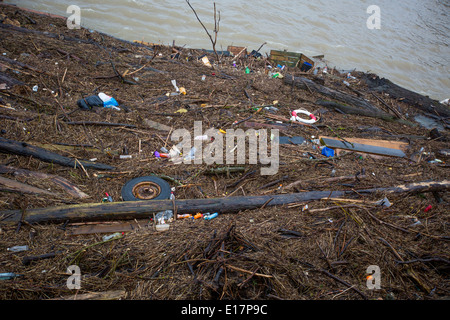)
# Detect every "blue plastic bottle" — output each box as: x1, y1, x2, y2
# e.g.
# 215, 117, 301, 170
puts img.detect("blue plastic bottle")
204, 212, 218, 220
